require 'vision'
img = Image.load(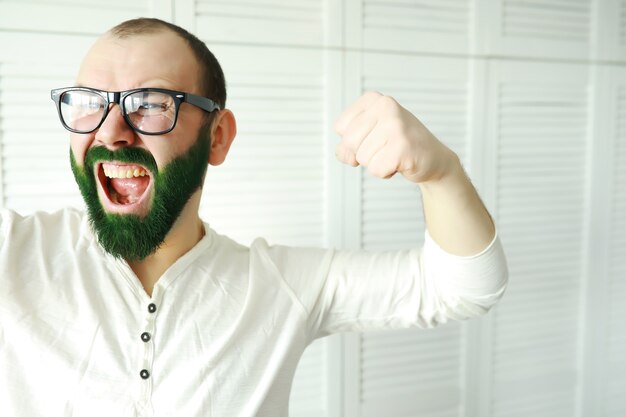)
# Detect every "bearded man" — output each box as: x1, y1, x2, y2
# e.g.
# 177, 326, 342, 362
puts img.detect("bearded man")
0, 18, 507, 417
